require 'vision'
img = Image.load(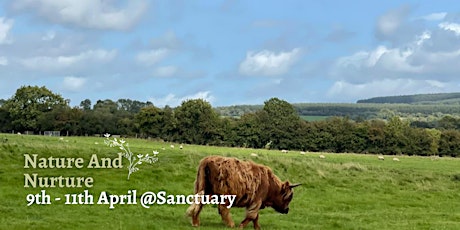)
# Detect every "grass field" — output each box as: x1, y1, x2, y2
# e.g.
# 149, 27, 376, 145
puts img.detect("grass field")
300, 115, 330, 121
1, 134, 460, 230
